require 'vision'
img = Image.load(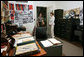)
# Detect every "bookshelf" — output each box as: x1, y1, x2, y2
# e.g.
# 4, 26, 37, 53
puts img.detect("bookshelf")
1, 1, 9, 34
